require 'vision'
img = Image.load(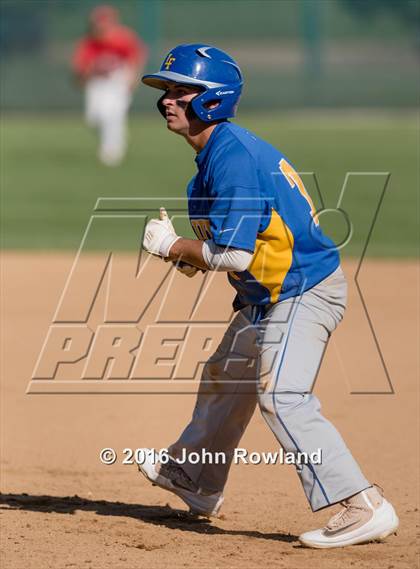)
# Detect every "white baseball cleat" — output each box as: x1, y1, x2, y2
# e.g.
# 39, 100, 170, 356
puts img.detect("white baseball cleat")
299, 485, 399, 549
137, 448, 224, 517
